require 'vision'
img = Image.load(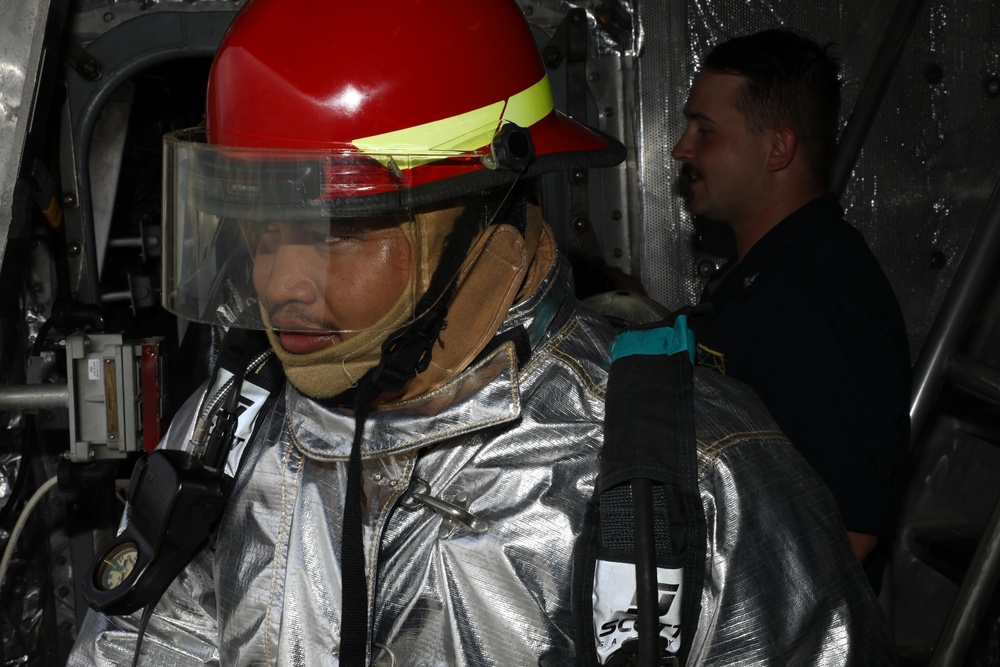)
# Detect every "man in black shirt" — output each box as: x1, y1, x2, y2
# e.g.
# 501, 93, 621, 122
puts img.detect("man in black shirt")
672, 29, 911, 564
